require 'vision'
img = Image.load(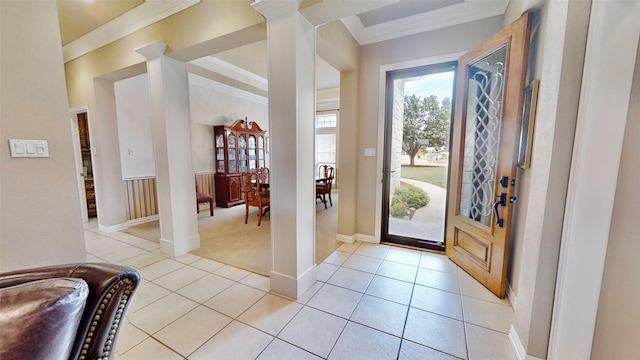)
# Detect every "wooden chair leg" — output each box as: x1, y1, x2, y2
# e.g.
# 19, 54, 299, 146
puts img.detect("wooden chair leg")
328, 192, 332, 207
257, 208, 262, 226
323, 194, 328, 209
244, 204, 249, 224
209, 200, 214, 216
197, 202, 200, 213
